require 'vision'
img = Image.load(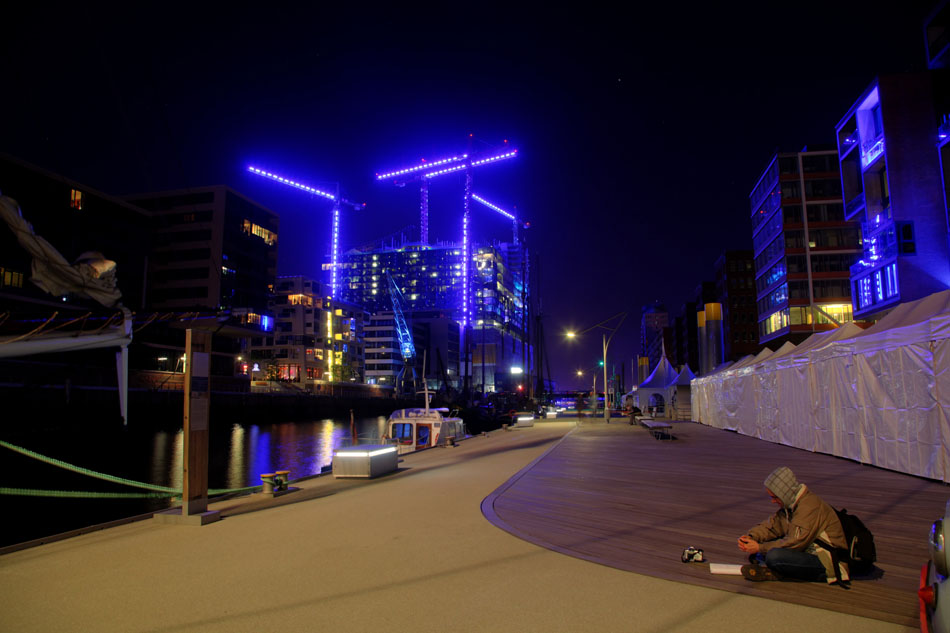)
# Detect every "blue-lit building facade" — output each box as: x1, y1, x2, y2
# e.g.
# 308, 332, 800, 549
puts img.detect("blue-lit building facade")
750, 149, 861, 345
336, 239, 530, 392
835, 71, 950, 319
